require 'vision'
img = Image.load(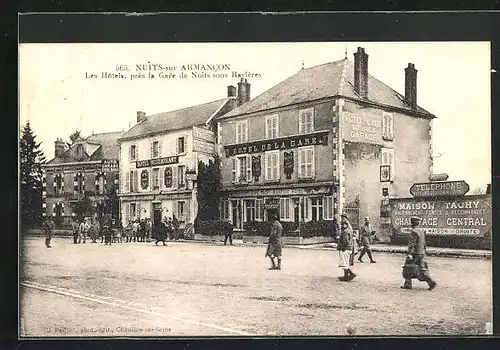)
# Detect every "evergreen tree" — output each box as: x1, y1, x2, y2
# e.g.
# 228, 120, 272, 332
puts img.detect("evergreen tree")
196, 155, 222, 223
20, 122, 45, 232
66, 129, 82, 149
